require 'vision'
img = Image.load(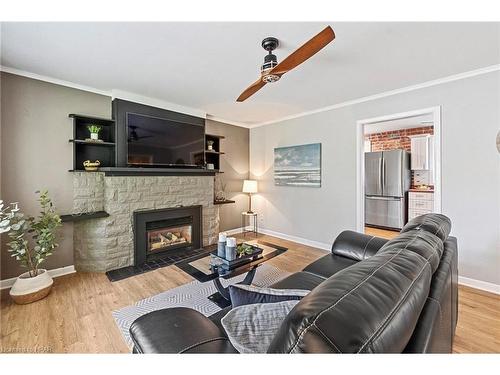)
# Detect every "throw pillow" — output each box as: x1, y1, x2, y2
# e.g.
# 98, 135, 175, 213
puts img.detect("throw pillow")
221, 300, 299, 353
228, 284, 310, 307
